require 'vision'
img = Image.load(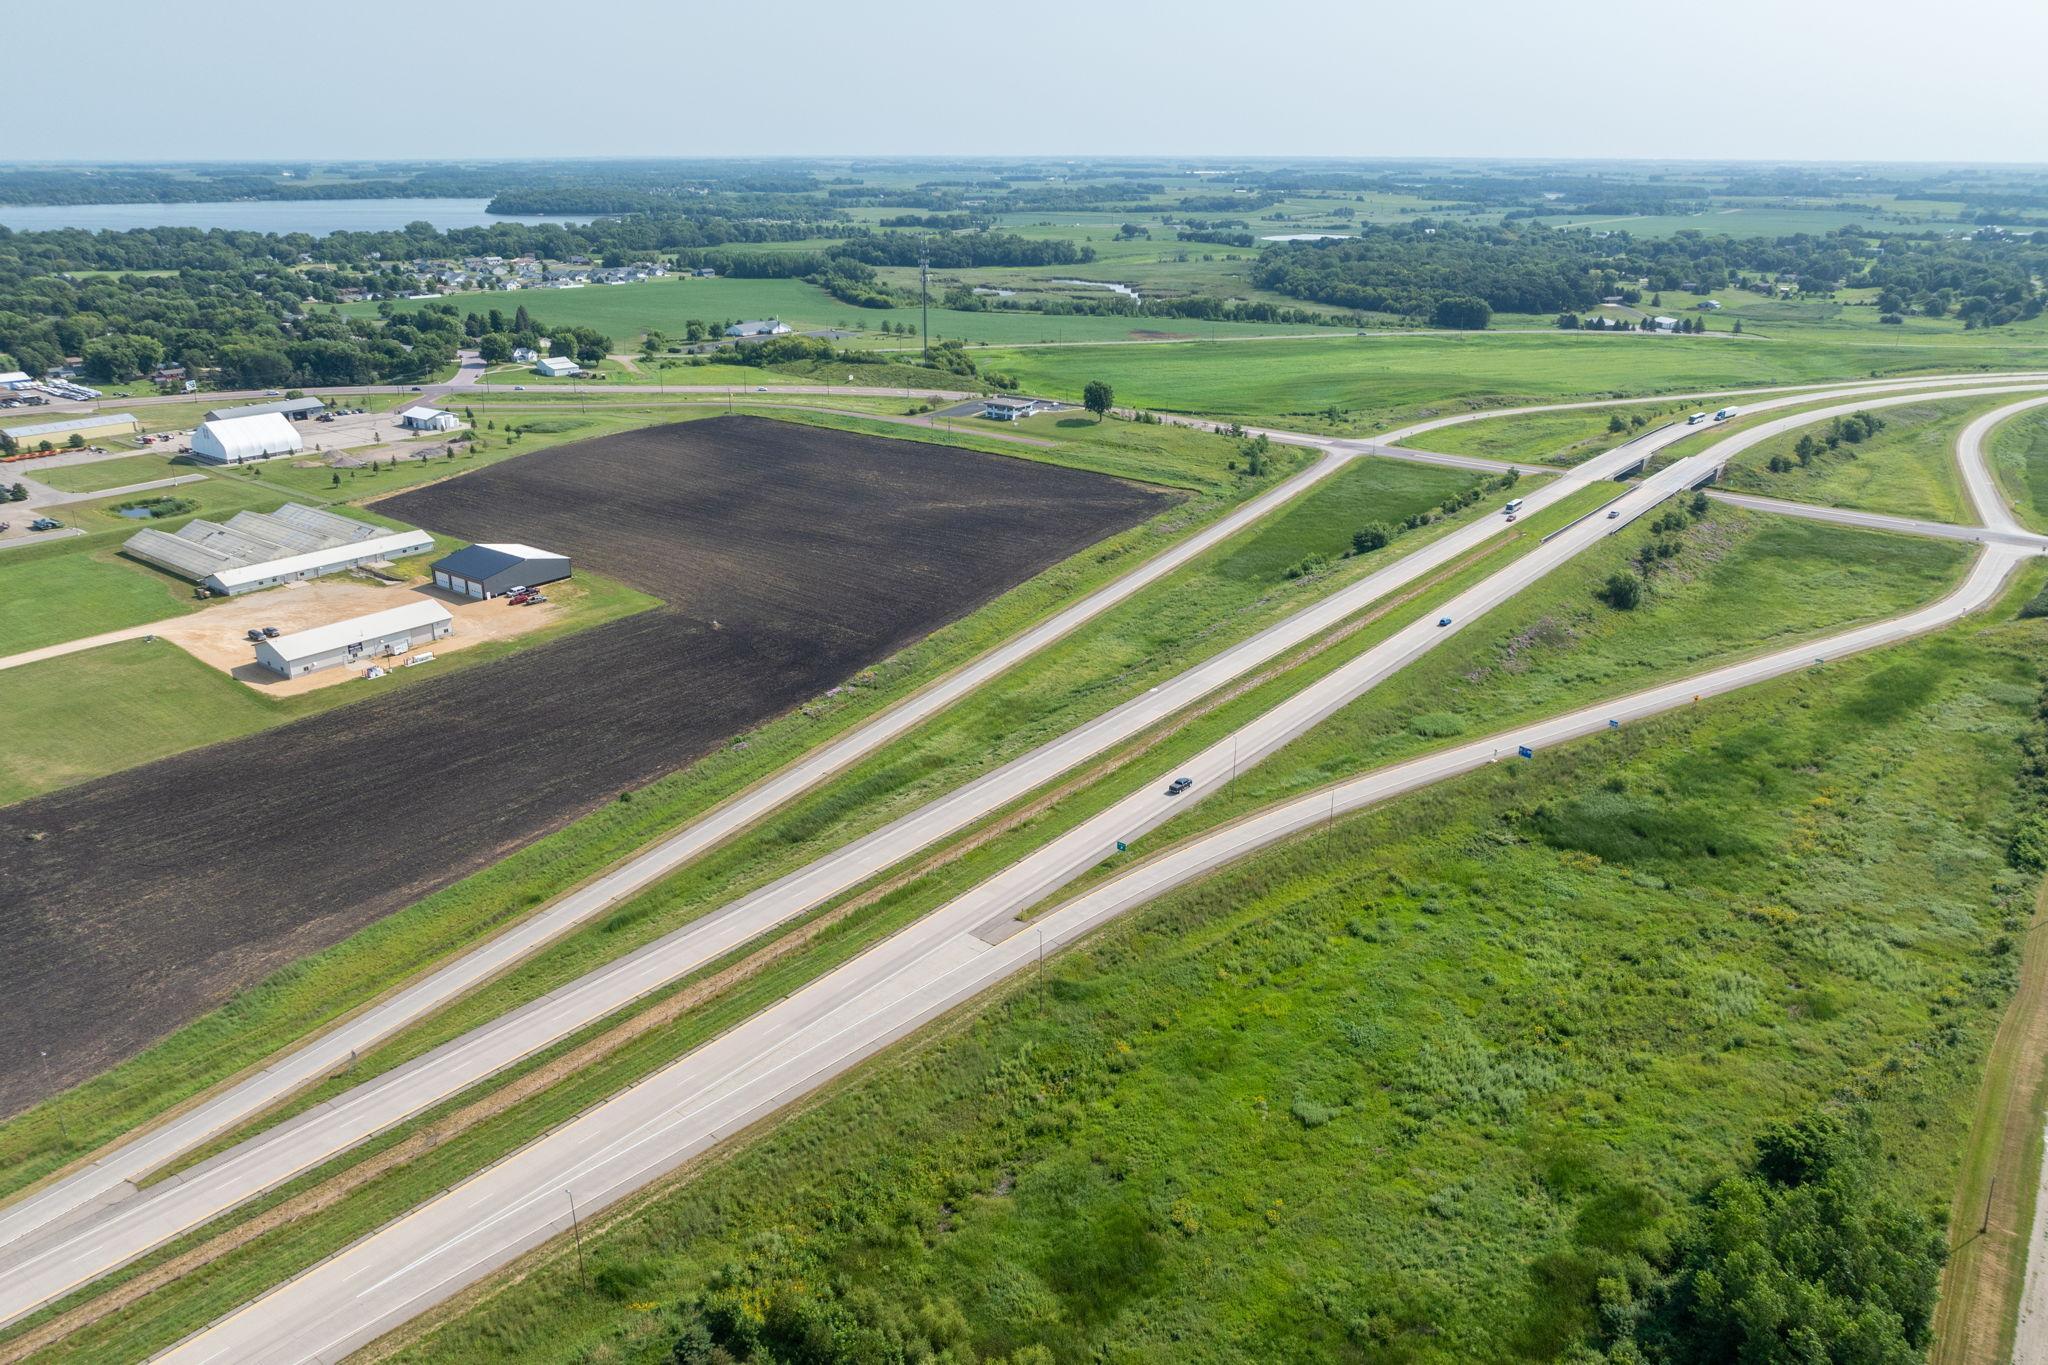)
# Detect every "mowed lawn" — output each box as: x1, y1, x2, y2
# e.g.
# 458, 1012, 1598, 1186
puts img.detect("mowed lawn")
32, 453, 188, 494
0, 641, 282, 806
1714, 395, 2014, 523
1991, 403, 2048, 533
0, 550, 196, 655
